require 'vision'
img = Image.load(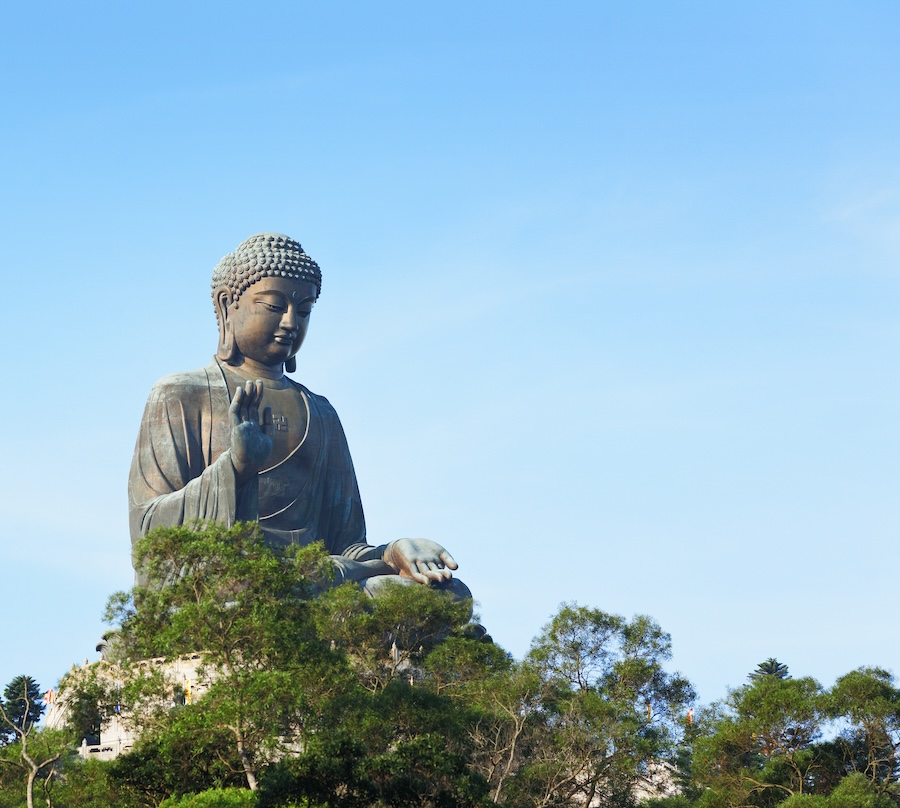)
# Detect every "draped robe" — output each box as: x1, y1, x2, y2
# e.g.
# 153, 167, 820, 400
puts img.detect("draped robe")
128, 359, 377, 585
